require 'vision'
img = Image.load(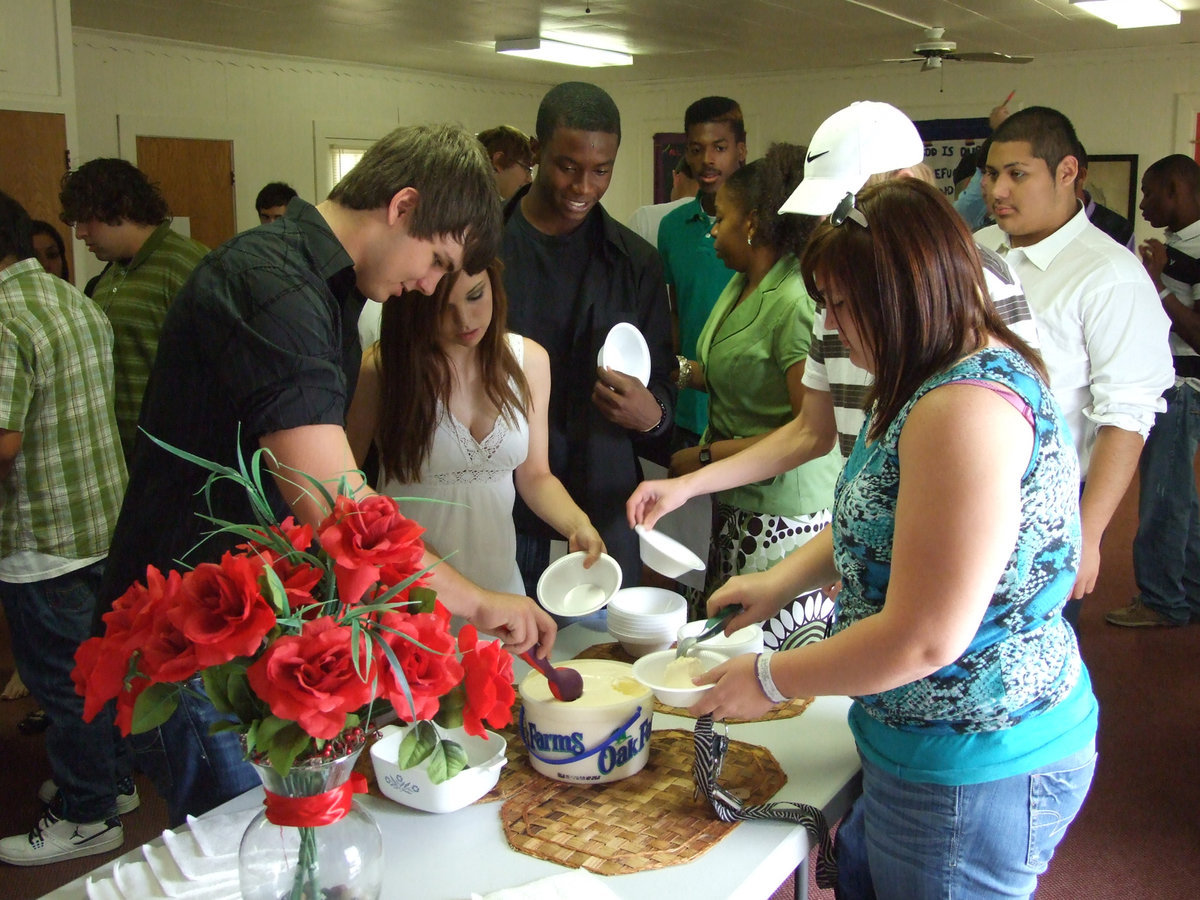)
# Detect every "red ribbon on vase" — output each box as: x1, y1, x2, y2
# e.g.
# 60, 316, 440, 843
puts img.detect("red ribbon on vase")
263, 772, 368, 827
